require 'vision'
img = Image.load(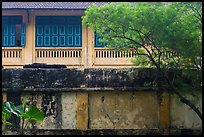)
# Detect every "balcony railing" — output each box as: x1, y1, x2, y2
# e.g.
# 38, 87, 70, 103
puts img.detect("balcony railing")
93, 48, 135, 66
35, 47, 83, 66
2, 47, 137, 68
2, 47, 23, 66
